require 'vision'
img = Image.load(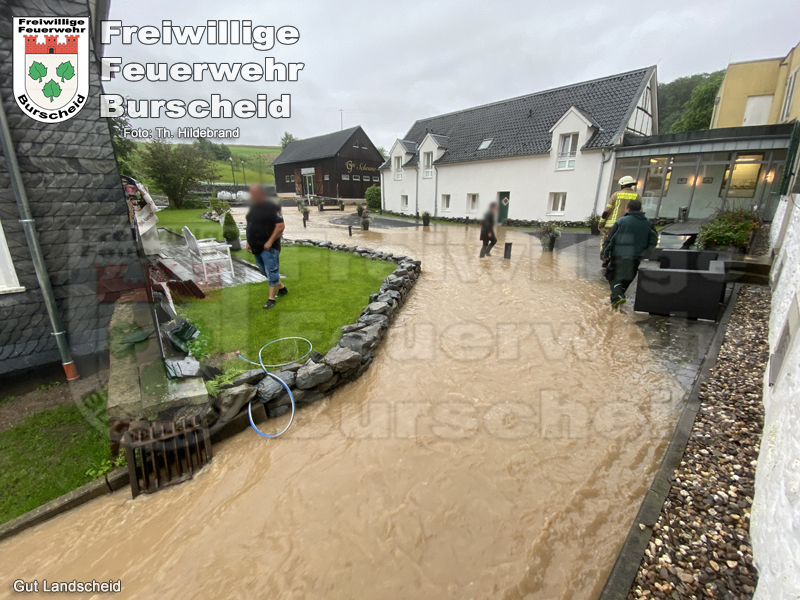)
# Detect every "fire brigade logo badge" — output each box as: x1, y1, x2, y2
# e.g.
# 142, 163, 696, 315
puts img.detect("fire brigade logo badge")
13, 17, 90, 123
